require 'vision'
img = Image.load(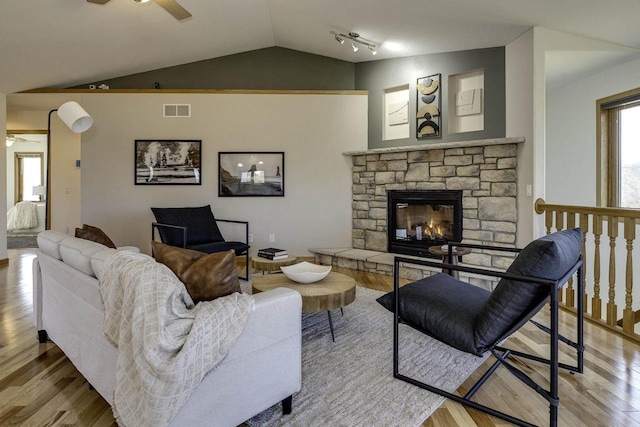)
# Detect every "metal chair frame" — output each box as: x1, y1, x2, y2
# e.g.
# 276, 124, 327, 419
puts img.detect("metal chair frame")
152, 219, 250, 280
392, 243, 584, 427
